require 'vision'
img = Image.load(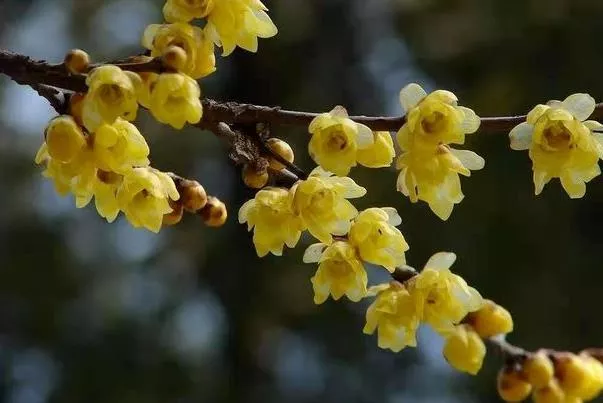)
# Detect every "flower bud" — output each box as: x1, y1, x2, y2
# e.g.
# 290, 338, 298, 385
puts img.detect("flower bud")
266, 138, 294, 170
497, 367, 532, 402
533, 380, 565, 403
242, 164, 269, 189
179, 179, 207, 212
442, 325, 486, 375
64, 49, 90, 74
468, 299, 513, 338
523, 350, 554, 389
162, 45, 188, 71
45, 115, 86, 163
163, 201, 184, 226
200, 197, 227, 227
555, 353, 592, 397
